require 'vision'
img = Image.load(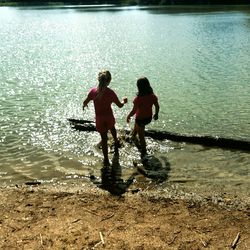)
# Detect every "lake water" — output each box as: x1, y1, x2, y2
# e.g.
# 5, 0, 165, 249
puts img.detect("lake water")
0, 5, 249, 197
